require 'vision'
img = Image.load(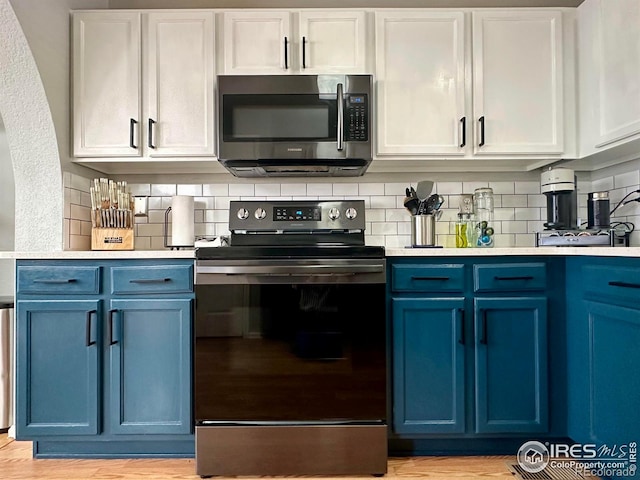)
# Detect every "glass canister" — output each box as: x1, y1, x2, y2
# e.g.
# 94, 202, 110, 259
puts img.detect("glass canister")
473, 187, 495, 247
455, 213, 477, 248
